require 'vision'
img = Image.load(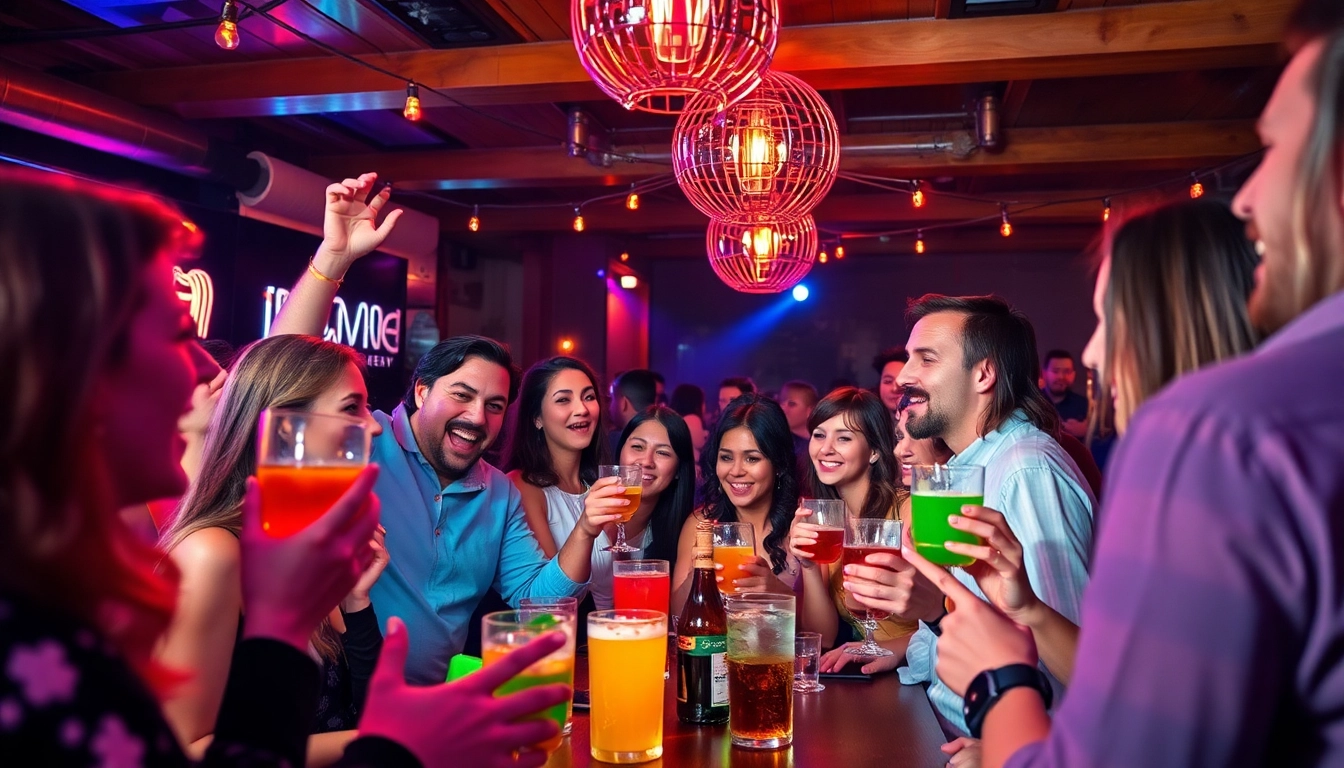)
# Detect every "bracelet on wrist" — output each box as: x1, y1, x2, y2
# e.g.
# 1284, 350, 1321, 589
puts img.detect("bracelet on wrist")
926, 597, 952, 636
308, 258, 344, 287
